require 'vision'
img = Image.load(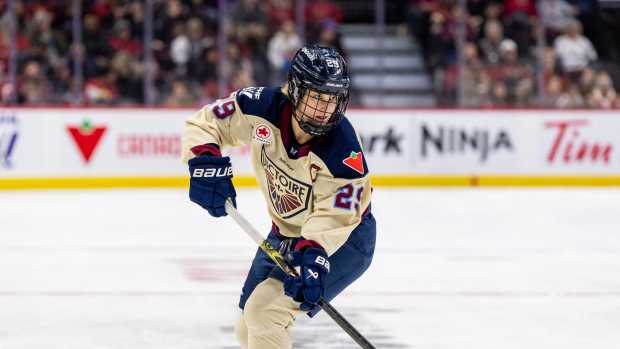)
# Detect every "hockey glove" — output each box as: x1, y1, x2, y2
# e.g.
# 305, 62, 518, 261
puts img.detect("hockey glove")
283, 240, 330, 311
188, 154, 236, 217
